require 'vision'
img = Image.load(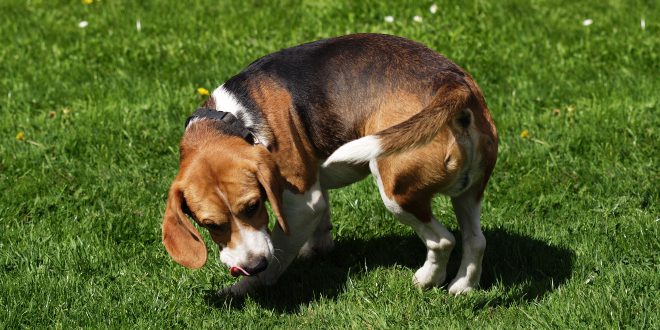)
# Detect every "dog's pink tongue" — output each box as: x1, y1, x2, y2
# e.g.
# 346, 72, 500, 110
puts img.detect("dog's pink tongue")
229, 266, 250, 277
